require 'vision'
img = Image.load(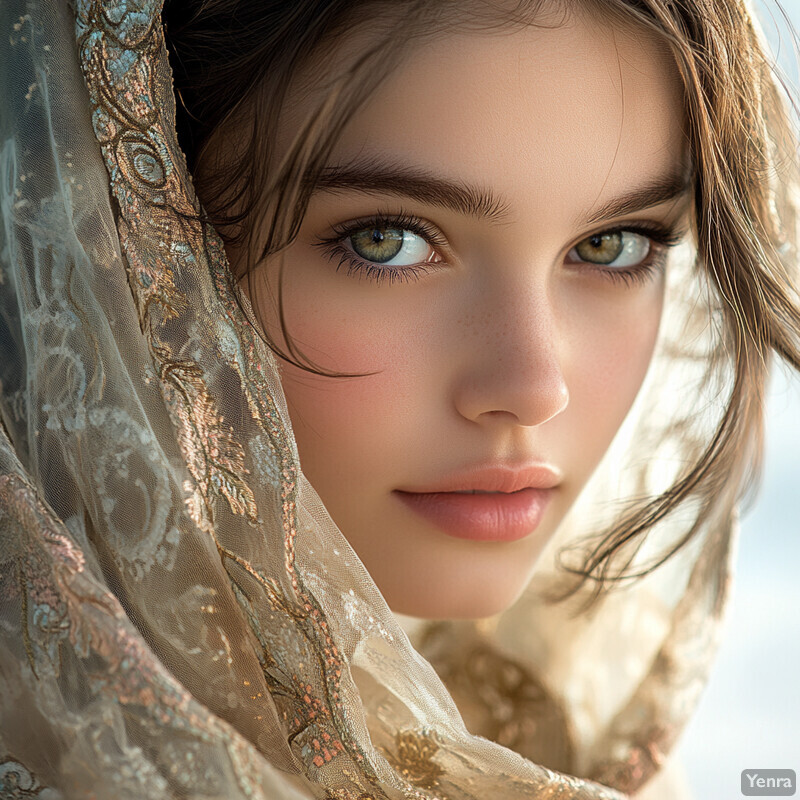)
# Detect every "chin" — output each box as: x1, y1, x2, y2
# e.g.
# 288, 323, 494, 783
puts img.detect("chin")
385, 580, 527, 621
